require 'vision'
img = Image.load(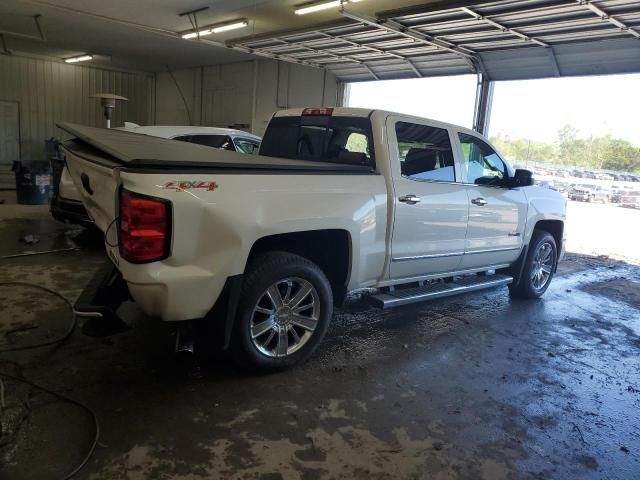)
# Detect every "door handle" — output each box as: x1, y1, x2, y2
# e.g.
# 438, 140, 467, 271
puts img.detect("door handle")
399, 194, 421, 205
471, 197, 487, 206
